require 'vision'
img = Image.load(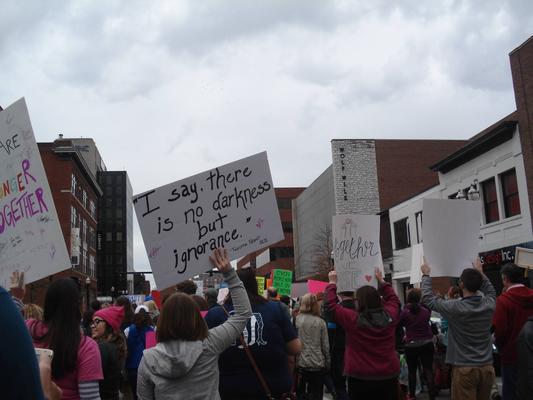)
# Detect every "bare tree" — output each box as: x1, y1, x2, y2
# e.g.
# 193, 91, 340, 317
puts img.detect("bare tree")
310, 224, 334, 275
